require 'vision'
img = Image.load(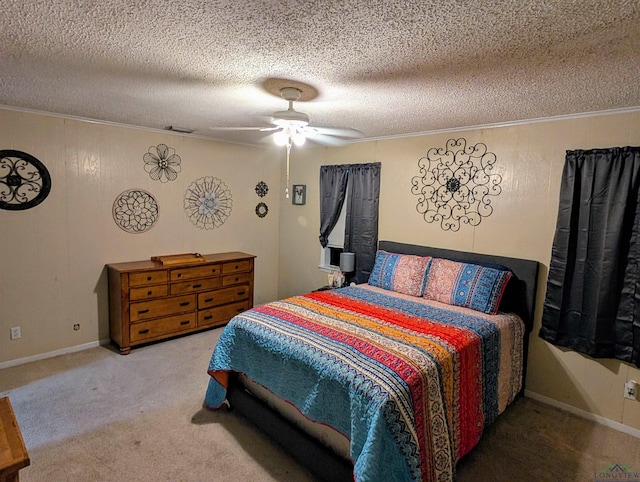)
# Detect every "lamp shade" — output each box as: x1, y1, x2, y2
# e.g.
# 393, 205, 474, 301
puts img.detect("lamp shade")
339, 252, 355, 273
